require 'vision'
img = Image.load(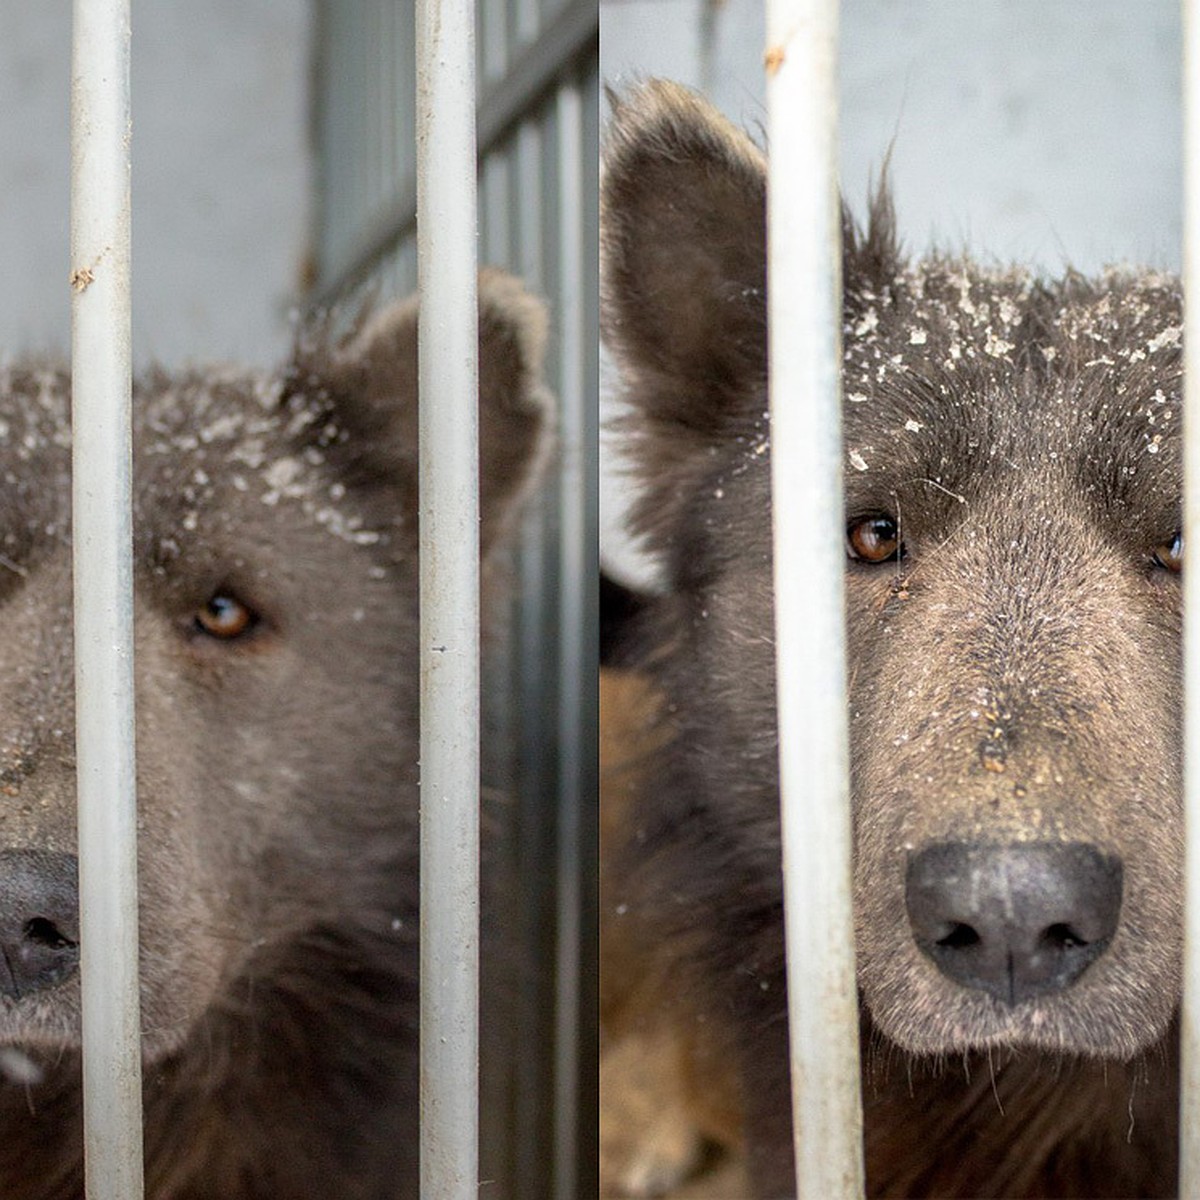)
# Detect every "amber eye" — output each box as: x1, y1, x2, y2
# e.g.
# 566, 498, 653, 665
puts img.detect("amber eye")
1153, 532, 1183, 573
194, 594, 258, 640
847, 516, 902, 564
